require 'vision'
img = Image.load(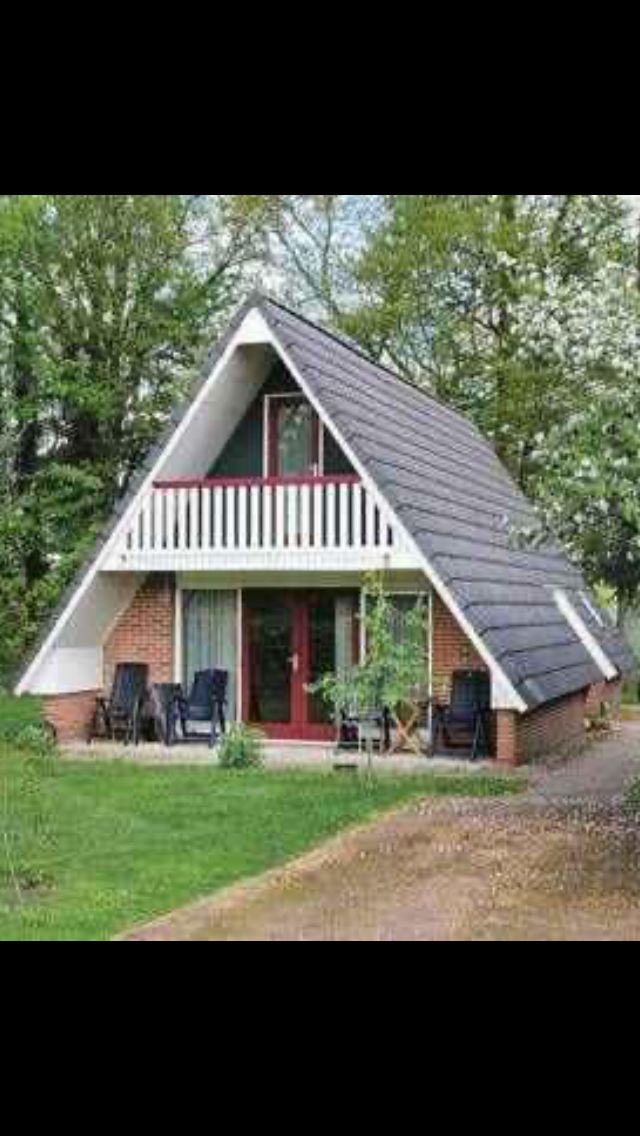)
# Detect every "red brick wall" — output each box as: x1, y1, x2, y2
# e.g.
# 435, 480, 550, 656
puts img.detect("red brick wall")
585, 678, 621, 717
517, 690, 587, 763
42, 575, 174, 743
103, 574, 174, 690
431, 596, 496, 756
495, 710, 518, 764
44, 690, 100, 743
432, 595, 486, 701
